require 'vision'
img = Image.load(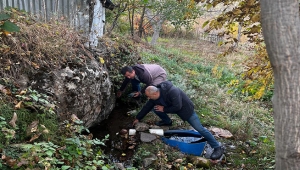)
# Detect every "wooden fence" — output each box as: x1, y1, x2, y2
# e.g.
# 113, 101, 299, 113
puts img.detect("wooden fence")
0, 0, 89, 29
195, 29, 223, 44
